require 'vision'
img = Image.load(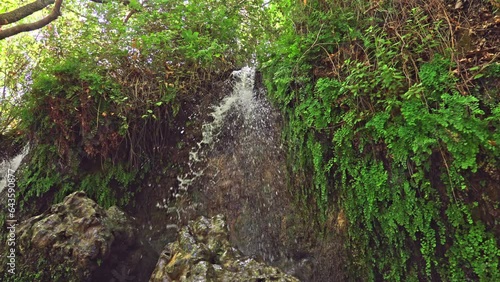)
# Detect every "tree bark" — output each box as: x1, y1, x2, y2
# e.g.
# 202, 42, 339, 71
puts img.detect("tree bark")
0, 0, 62, 40
0, 0, 130, 40
0, 0, 55, 26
